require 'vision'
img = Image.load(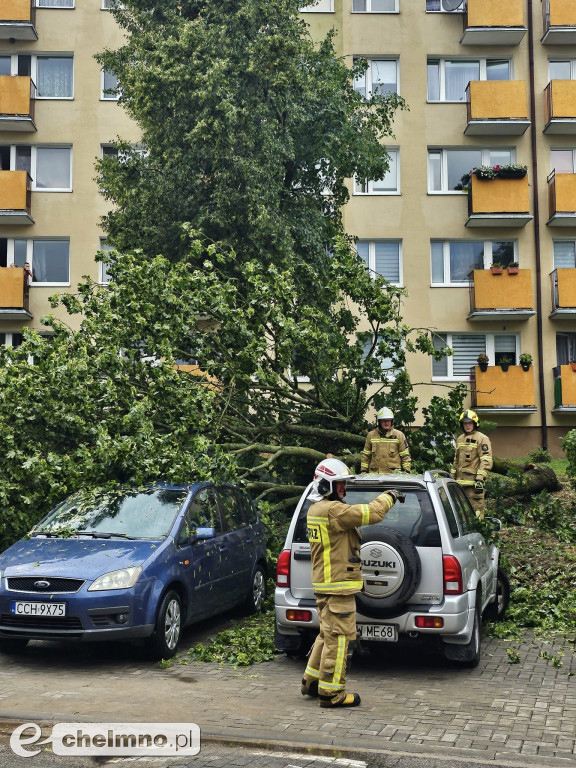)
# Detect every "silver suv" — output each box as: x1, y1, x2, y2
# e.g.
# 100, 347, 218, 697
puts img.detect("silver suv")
274, 470, 509, 667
